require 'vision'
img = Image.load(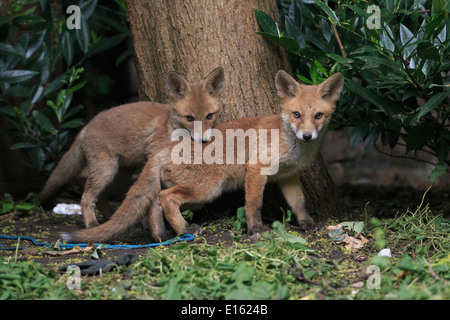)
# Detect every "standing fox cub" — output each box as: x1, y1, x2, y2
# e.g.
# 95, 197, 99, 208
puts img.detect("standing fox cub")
62, 70, 344, 243
41, 67, 225, 229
